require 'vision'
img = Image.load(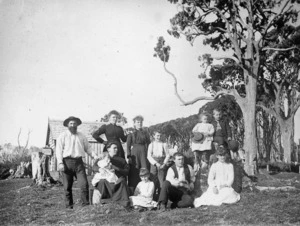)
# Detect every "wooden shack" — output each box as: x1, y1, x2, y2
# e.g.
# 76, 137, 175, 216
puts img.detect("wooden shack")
45, 119, 105, 175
